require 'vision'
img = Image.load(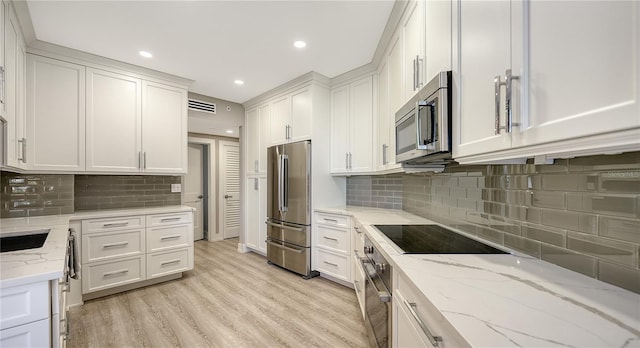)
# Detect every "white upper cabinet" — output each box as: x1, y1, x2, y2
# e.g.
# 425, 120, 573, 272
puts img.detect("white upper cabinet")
515, 1, 640, 151
269, 87, 312, 145
377, 58, 392, 171
245, 103, 270, 175
141, 80, 187, 174
330, 75, 374, 174
453, 0, 514, 160
402, 0, 426, 101
453, 0, 640, 163
425, 0, 452, 82
26, 54, 86, 172
2, 1, 27, 169
86, 68, 141, 172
